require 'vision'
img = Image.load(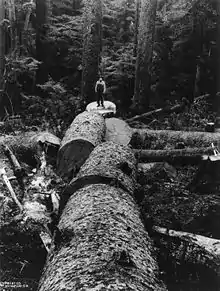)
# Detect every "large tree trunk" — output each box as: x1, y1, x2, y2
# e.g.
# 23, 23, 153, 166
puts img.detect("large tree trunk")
38, 142, 166, 291
215, 0, 220, 131
133, 0, 157, 111
57, 112, 105, 180
81, 0, 102, 104
131, 129, 220, 149
0, 0, 5, 90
